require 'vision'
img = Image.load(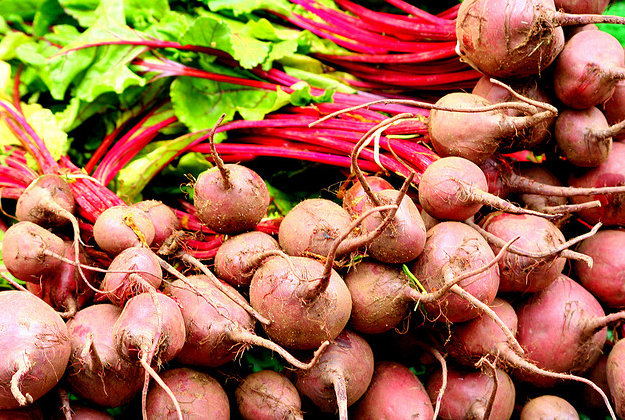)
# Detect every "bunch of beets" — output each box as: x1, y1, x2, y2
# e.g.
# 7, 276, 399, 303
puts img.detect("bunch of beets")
8, 0, 625, 419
